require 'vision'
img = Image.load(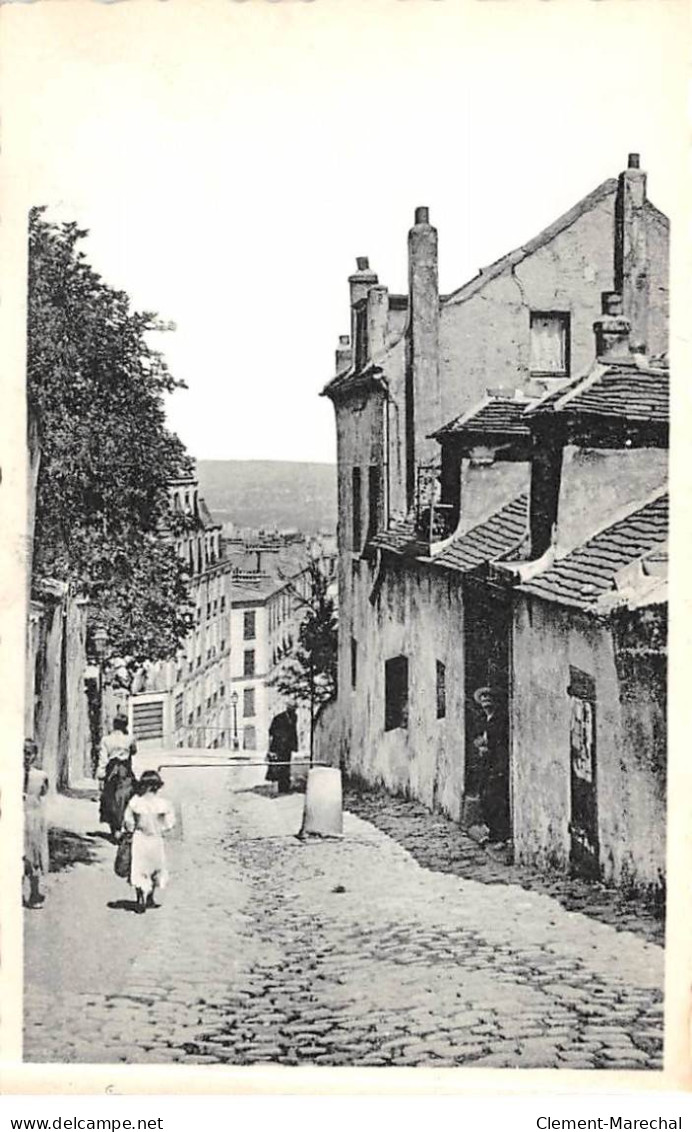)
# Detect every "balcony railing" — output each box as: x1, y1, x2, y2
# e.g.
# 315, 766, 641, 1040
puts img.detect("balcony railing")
414, 463, 457, 547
